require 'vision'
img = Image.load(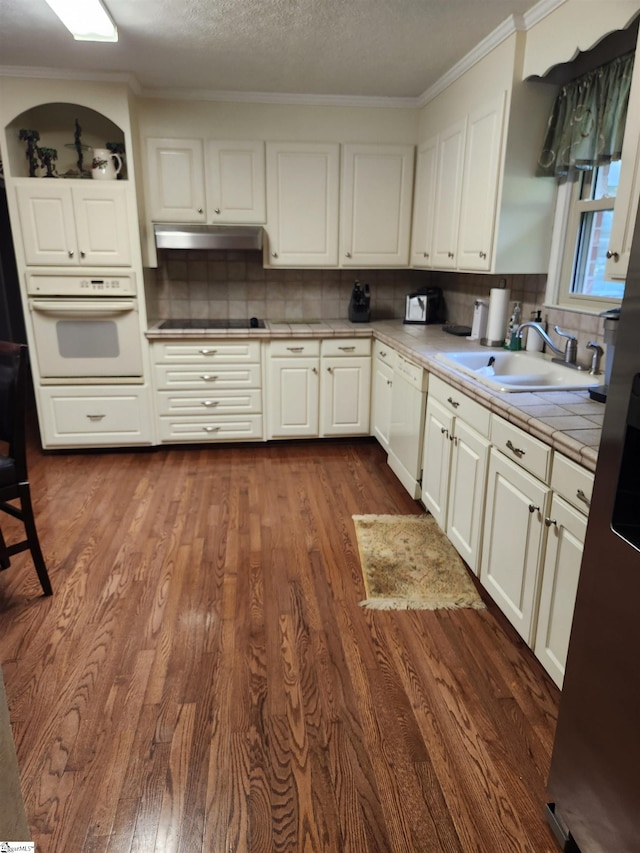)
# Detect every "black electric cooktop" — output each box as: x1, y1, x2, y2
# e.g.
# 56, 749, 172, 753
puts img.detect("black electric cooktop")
158, 317, 265, 330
